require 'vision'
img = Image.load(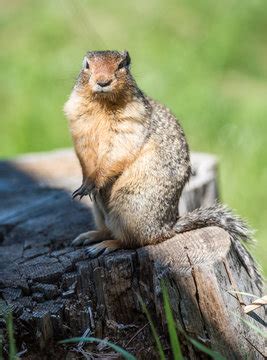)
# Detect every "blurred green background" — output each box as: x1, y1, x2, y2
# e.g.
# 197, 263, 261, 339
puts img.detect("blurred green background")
0, 0, 266, 273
